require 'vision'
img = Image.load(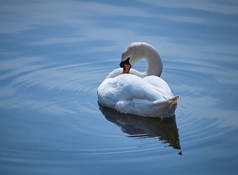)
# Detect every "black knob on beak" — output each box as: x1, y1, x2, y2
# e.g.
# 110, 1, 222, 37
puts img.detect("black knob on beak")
120, 57, 130, 68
